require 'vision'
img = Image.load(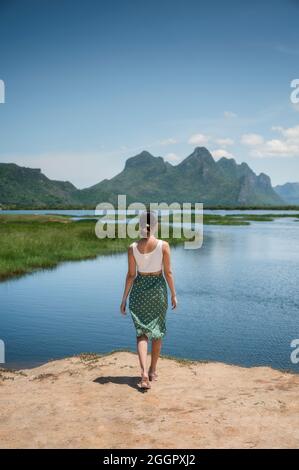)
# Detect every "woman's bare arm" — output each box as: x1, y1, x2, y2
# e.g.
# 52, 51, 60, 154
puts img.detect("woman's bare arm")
120, 246, 136, 315
162, 241, 177, 309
